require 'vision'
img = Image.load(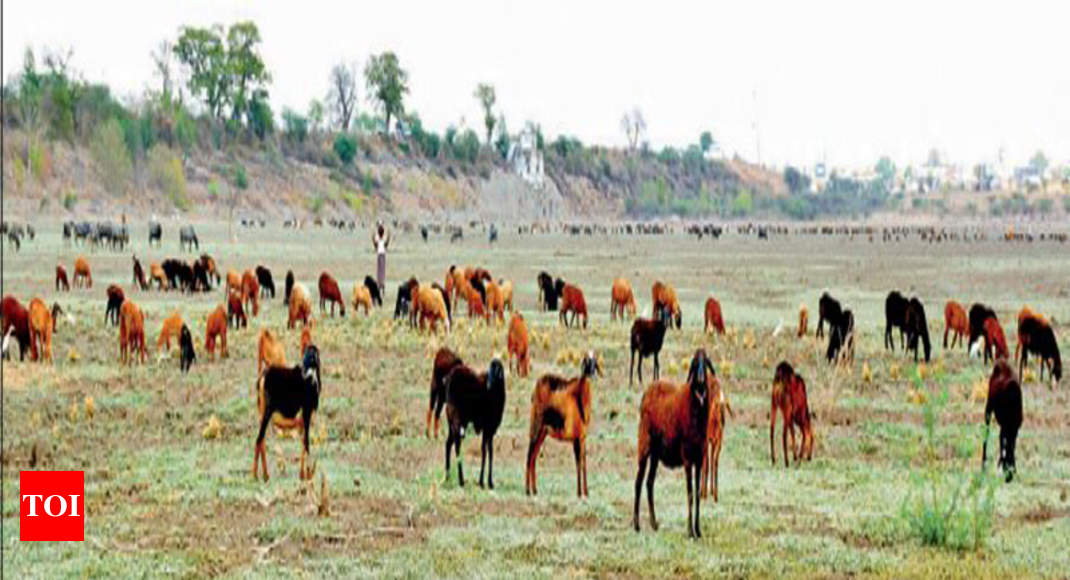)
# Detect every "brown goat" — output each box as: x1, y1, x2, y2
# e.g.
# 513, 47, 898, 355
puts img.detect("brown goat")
156, 311, 184, 352
559, 283, 588, 329
983, 359, 1023, 482
56, 264, 70, 291
633, 350, 714, 537
427, 347, 464, 439
227, 290, 247, 329
704, 296, 725, 334
257, 328, 286, 374
770, 362, 813, 467
944, 300, 968, 349
611, 278, 638, 321
318, 271, 344, 317
27, 298, 54, 363
118, 300, 146, 365
525, 353, 601, 497
205, 305, 228, 359
351, 283, 373, 315
651, 281, 682, 329
242, 270, 260, 317
499, 279, 514, 312
700, 381, 733, 502
797, 303, 809, 337
981, 317, 1009, 362
415, 285, 450, 333
150, 263, 167, 290
226, 270, 242, 294
74, 256, 92, 288
508, 312, 531, 377
2, 295, 33, 360
485, 280, 505, 324
288, 283, 312, 329
299, 321, 314, 358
